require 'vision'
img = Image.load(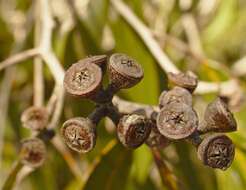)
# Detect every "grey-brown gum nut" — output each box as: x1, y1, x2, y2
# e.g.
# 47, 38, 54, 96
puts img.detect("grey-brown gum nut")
20, 138, 46, 168
61, 117, 96, 153
159, 87, 193, 108
168, 71, 198, 93
64, 61, 103, 98
157, 102, 198, 140
108, 53, 144, 90
197, 134, 235, 170
199, 97, 237, 133
117, 114, 151, 148
21, 106, 49, 131
80, 55, 108, 68
146, 122, 170, 148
